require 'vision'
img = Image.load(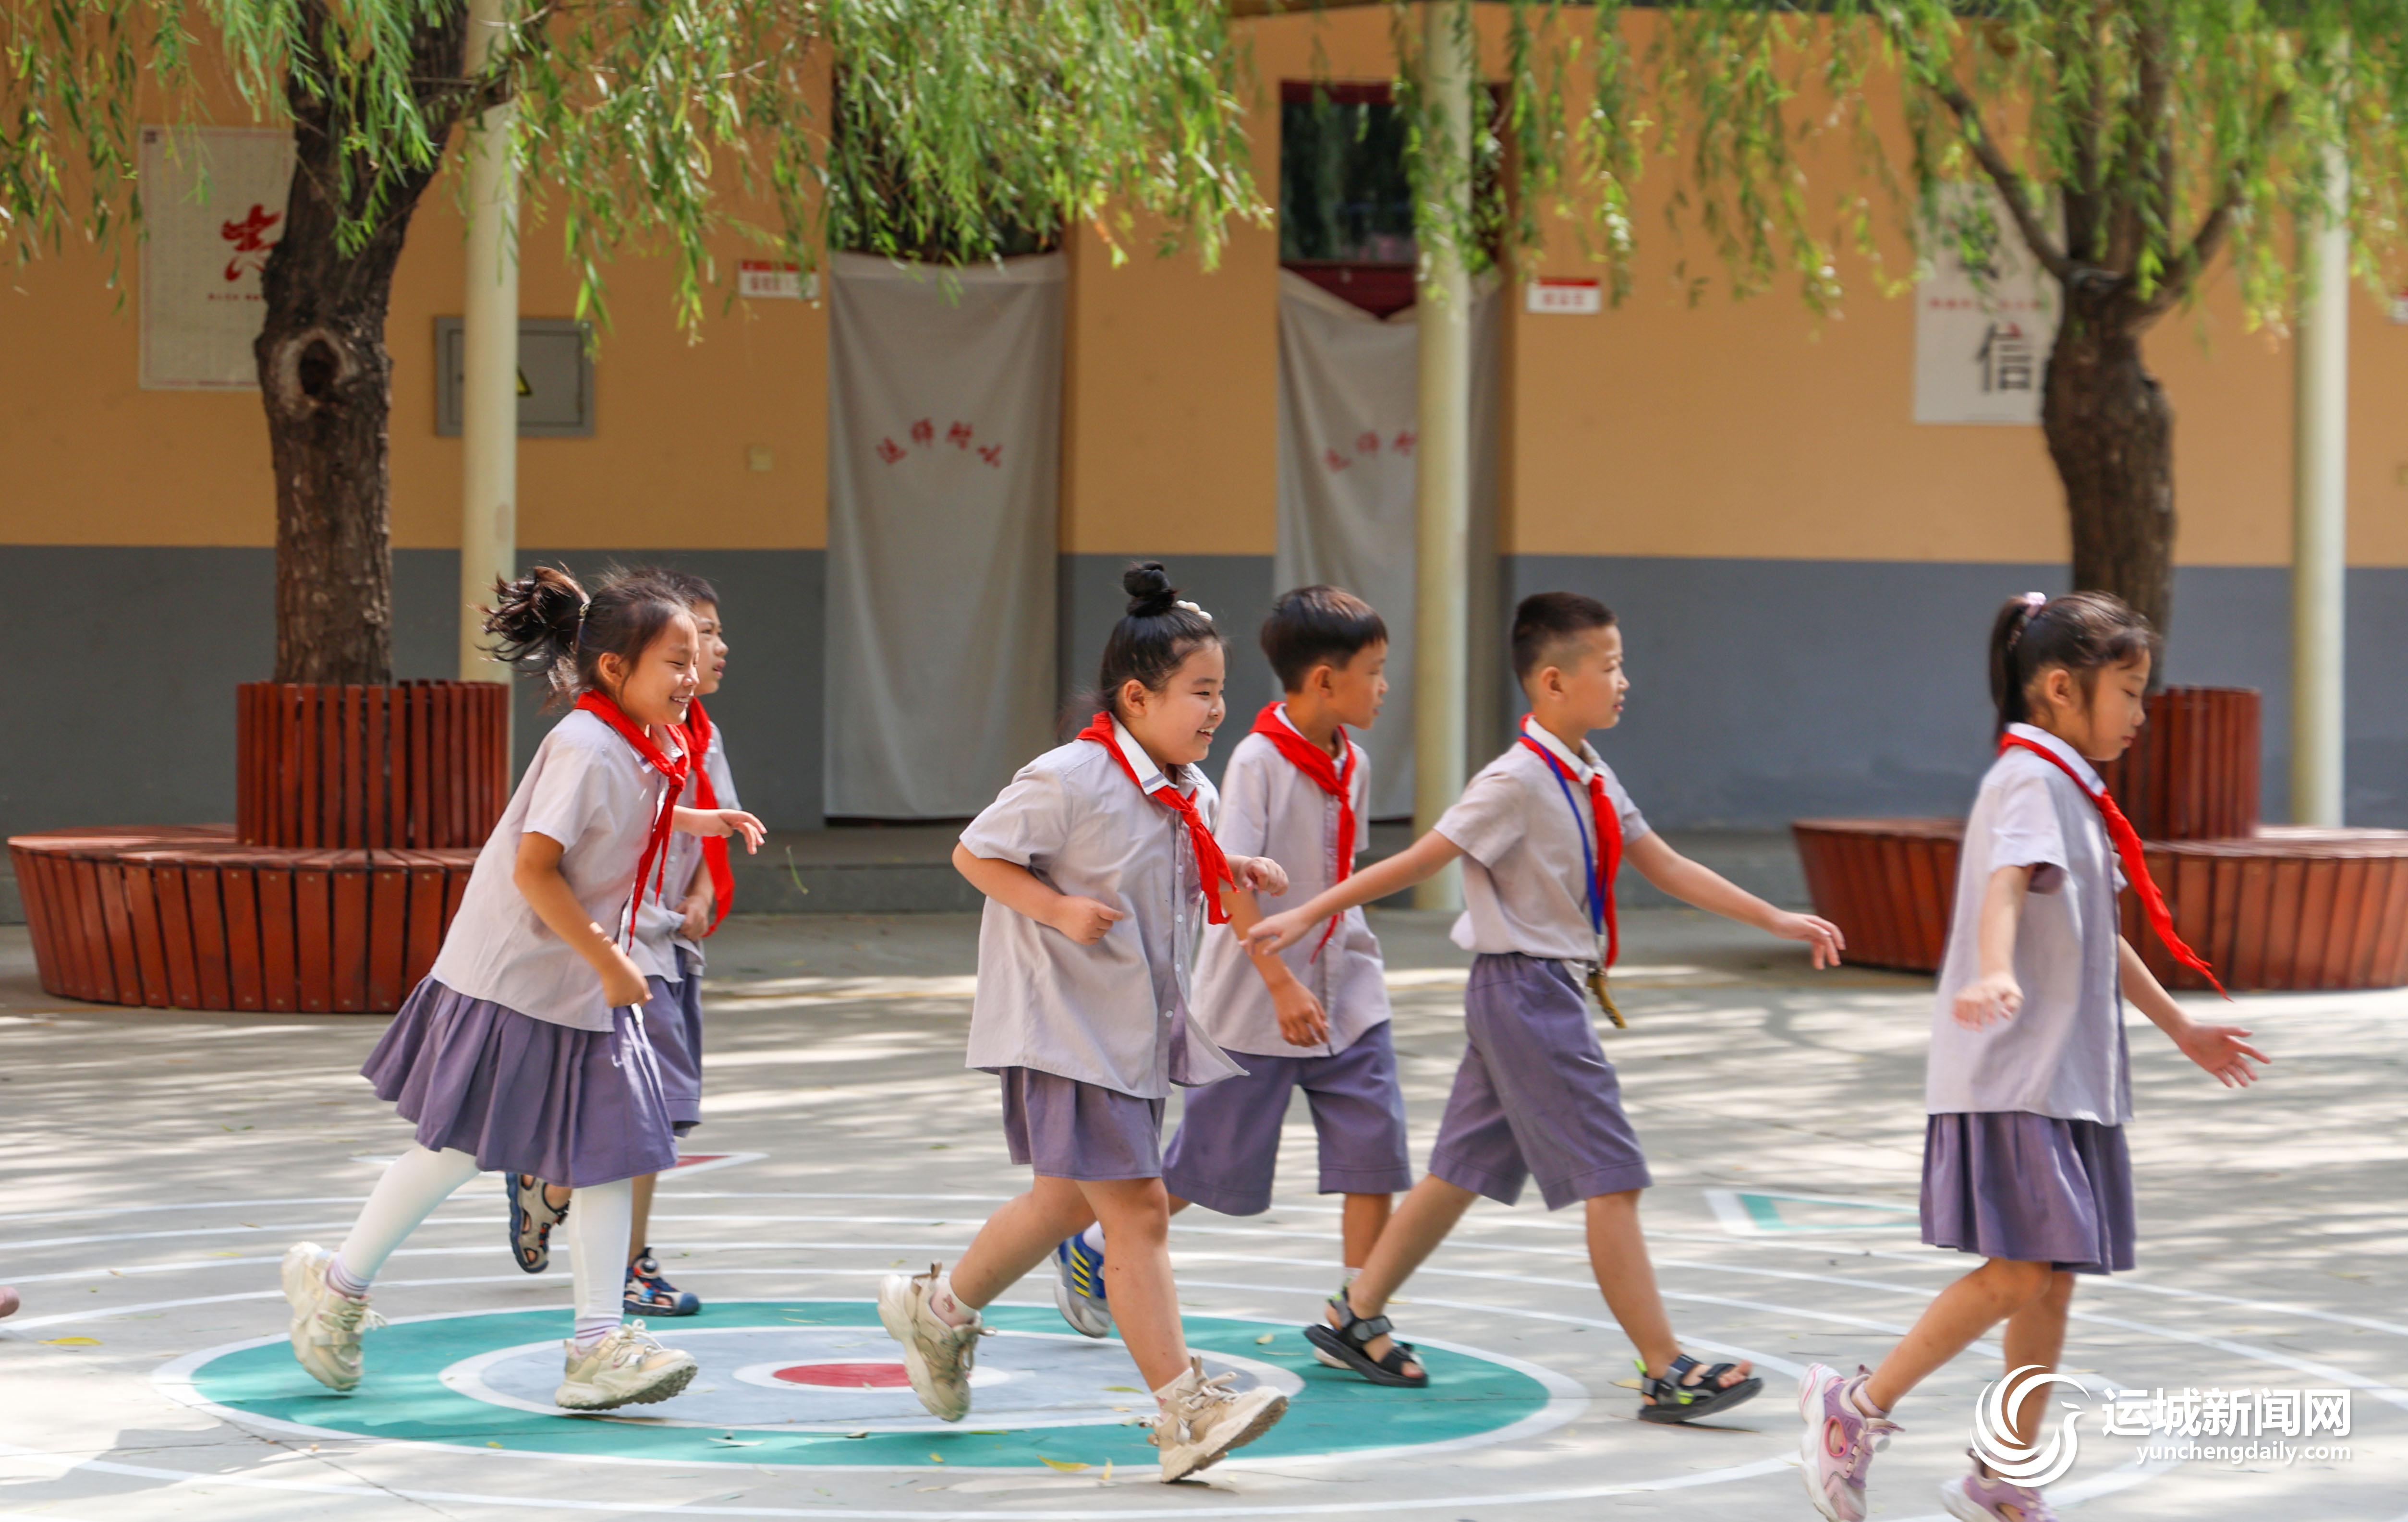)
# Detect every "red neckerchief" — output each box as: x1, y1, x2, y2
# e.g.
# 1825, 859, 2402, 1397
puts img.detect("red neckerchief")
1077, 712, 1237, 924
1250, 702, 1355, 959
680, 698, 734, 935
1517, 722, 1622, 970
2000, 732, 2227, 996
573, 691, 692, 950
